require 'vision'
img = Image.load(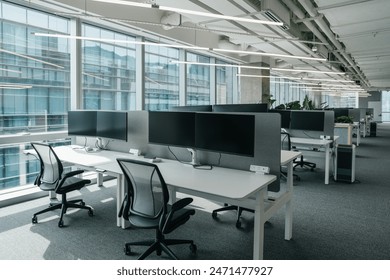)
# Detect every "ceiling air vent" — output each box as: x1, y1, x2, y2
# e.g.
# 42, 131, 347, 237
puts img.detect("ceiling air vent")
257, 0, 290, 30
